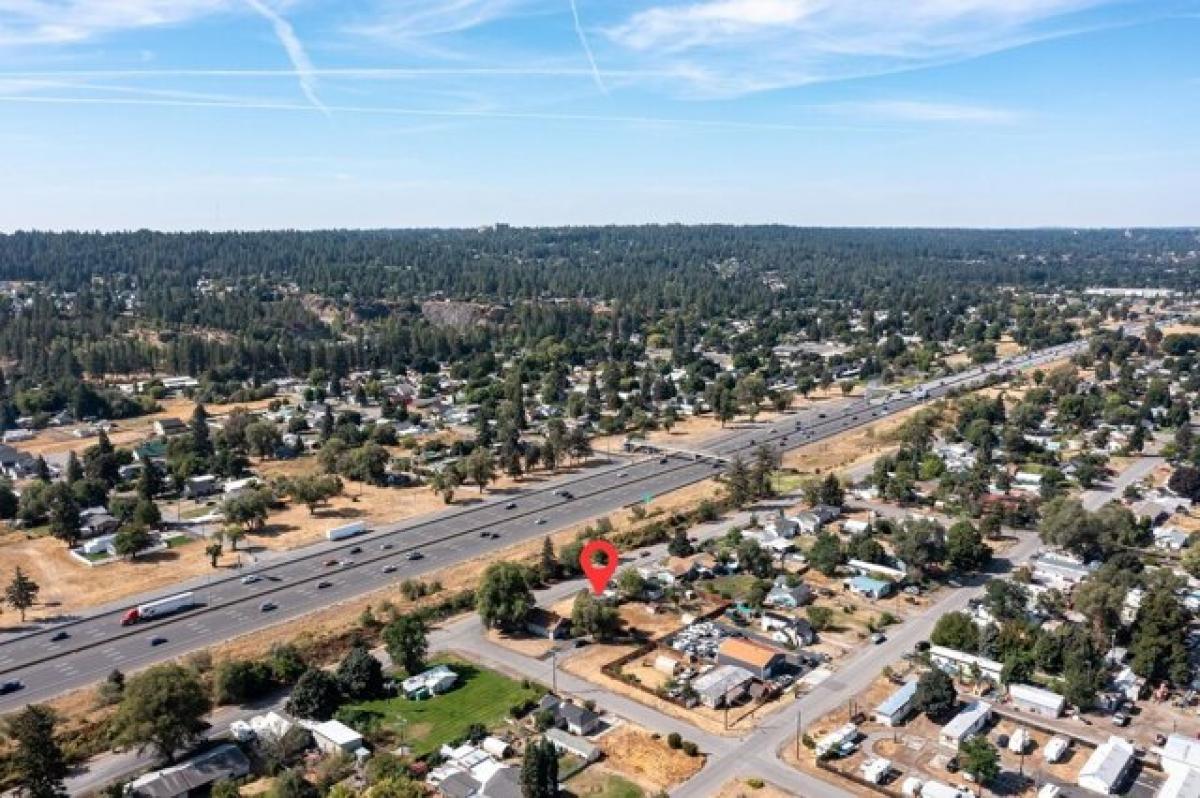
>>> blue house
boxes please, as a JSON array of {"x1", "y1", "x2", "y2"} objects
[{"x1": 847, "y1": 575, "x2": 893, "y2": 599}]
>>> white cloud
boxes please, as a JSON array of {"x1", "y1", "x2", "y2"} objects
[
  {"x1": 345, "y1": 0, "x2": 533, "y2": 43},
  {"x1": 0, "y1": 0, "x2": 233, "y2": 46},
  {"x1": 242, "y1": 0, "x2": 326, "y2": 112},
  {"x1": 606, "y1": 0, "x2": 1136, "y2": 95}
]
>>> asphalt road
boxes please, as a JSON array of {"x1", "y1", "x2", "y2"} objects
[{"x1": 0, "y1": 338, "x2": 1086, "y2": 712}]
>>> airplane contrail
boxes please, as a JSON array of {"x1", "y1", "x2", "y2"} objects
[
  {"x1": 243, "y1": 0, "x2": 327, "y2": 114},
  {"x1": 567, "y1": 0, "x2": 607, "y2": 95}
]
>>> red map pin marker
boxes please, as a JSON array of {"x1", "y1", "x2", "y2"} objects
[{"x1": 579, "y1": 539, "x2": 618, "y2": 595}]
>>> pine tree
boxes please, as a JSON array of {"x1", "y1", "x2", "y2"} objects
[
  {"x1": 539, "y1": 537, "x2": 559, "y2": 582},
  {"x1": 520, "y1": 739, "x2": 558, "y2": 798},
  {"x1": 4, "y1": 704, "x2": 67, "y2": 798},
  {"x1": 64, "y1": 452, "x2": 83, "y2": 484},
  {"x1": 190, "y1": 404, "x2": 213, "y2": 457},
  {"x1": 725, "y1": 456, "x2": 753, "y2": 508},
  {"x1": 5, "y1": 567, "x2": 40, "y2": 622}
]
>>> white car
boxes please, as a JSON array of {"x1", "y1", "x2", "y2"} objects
[{"x1": 240, "y1": 574, "x2": 261, "y2": 584}]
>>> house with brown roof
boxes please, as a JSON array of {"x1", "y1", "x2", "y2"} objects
[{"x1": 716, "y1": 637, "x2": 788, "y2": 679}]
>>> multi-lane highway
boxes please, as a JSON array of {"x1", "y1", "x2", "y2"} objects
[{"x1": 0, "y1": 338, "x2": 1086, "y2": 712}]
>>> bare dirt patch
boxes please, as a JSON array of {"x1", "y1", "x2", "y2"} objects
[
  {"x1": 597, "y1": 725, "x2": 704, "y2": 791},
  {"x1": 712, "y1": 778, "x2": 795, "y2": 798}
]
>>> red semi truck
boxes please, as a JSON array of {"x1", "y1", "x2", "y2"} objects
[{"x1": 120, "y1": 592, "x2": 196, "y2": 625}]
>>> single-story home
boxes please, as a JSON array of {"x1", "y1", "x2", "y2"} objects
[
  {"x1": 692, "y1": 665, "x2": 754, "y2": 708},
  {"x1": 1008, "y1": 683, "x2": 1065, "y2": 718},
  {"x1": 716, "y1": 637, "x2": 788, "y2": 679},
  {"x1": 764, "y1": 576, "x2": 811, "y2": 608},
  {"x1": 847, "y1": 575, "x2": 893, "y2": 599},
  {"x1": 556, "y1": 702, "x2": 601, "y2": 736},
  {"x1": 543, "y1": 728, "x2": 600, "y2": 763},
  {"x1": 929, "y1": 645, "x2": 1003, "y2": 683},
  {"x1": 1077, "y1": 736, "x2": 1134, "y2": 795},
  {"x1": 154, "y1": 417, "x2": 189, "y2": 437},
  {"x1": 308, "y1": 719, "x2": 365, "y2": 756},
  {"x1": 126, "y1": 744, "x2": 250, "y2": 798},
  {"x1": 873, "y1": 681, "x2": 919, "y2": 727},
  {"x1": 524, "y1": 608, "x2": 570, "y2": 640},
  {"x1": 938, "y1": 701, "x2": 992, "y2": 750},
  {"x1": 402, "y1": 664, "x2": 458, "y2": 699}
]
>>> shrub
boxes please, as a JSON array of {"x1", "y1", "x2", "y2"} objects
[
  {"x1": 681, "y1": 741, "x2": 699, "y2": 757},
  {"x1": 746, "y1": 778, "x2": 764, "y2": 790},
  {"x1": 667, "y1": 732, "x2": 682, "y2": 749}
]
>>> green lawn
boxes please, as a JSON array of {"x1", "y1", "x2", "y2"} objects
[
  {"x1": 708, "y1": 574, "x2": 758, "y2": 601},
  {"x1": 339, "y1": 658, "x2": 543, "y2": 757},
  {"x1": 564, "y1": 772, "x2": 644, "y2": 798},
  {"x1": 770, "y1": 470, "x2": 807, "y2": 496},
  {"x1": 164, "y1": 534, "x2": 193, "y2": 548}
]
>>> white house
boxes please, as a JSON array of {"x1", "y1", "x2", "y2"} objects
[
  {"x1": 543, "y1": 728, "x2": 600, "y2": 763},
  {"x1": 938, "y1": 701, "x2": 992, "y2": 750},
  {"x1": 873, "y1": 681, "x2": 918, "y2": 727},
  {"x1": 1008, "y1": 683, "x2": 1066, "y2": 718},
  {"x1": 307, "y1": 720, "x2": 365, "y2": 757},
  {"x1": 1156, "y1": 734, "x2": 1200, "y2": 798},
  {"x1": 1077, "y1": 736, "x2": 1134, "y2": 795},
  {"x1": 929, "y1": 646, "x2": 1003, "y2": 683},
  {"x1": 402, "y1": 664, "x2": 458, "y2": 699}
]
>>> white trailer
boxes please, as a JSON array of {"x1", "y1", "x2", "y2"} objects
[
  {"x1": 327, "y1": 521, "x2": 367, "y2": 542},
  {"x1": 122, "y1": 591, "x2": 195, "y2": 625}
]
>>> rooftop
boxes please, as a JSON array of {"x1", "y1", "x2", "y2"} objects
[{"x1": 718, "y1": 637, "x2": 784, "y2": 669}]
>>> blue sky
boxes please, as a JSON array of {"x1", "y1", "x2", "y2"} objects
[{"x1": 0, "y1": 0, "x2": 1197, "y2": 230}]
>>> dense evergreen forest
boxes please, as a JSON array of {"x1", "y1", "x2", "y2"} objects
[{"x1": 0, "y1": 227, "x2": 1191, "y2": 400}]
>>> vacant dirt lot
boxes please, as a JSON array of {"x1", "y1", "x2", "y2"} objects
[{"x1": 598, "y1": 725, "x2": 705, "y2": 791}]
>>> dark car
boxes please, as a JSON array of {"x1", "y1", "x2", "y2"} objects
[
  {"x1": 317, "y1": 581, "x2": 332, "y2": 589},
  {"x1": 50, "y1": 630, "x2": 70, "y2": 642},
  {"x1": 561, "y1": 491, "x2": 574, "y2": 500},
  {"x1": 408, "y1": 552, "x2": 424, "y2": 561},
  {"x1": 259, "y1": 601, "x2": 277, "y2": 612},
  {"x1": 658, "y1": 457, "x2": 668, "y2": 464},
  {"x1": 0, "y1": 680, "x2": 24, "y2": 695},
  {"x1": 349, "y1": 546, "x2": 363, "y2": 555},
  {"x1": 505, "y1": 502, "x2": 517, "y2": 510},
  {"x1": 380, "y1": 542, "x2": 393, "y2": 550},
  {"x1": 480, "y1": 530, "x2": 490, "y2": 537},
  {"x1": 150, "y1": 636, "x2": 168, "y2": 646},
  {"x1": 323, "y1": 558, "x2": 339, "y2": 567}
]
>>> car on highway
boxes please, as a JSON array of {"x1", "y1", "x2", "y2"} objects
[
  {"x1": 817, "y1": 413, "x2": 826, "y2": 418},
  {"x1": 0, "y1": 680, "x2": 24, "y2": 694},
  {"x1": 479, "y1": 530, "x2": 490, "y2": 537},
  {"x1": 407, "y1": 552, "x2": 424, "y2": 561},
  {"x1": 382, "y1": 565, "x2": 397, "y2": 574},
  {"x1": 349, "y1": 546, "x2": 363, "y2": 554},
  {"x1": 149, "y1": 636, "x2": 168, "y2": 646},
  {"x1": 659, "y1": 457, "x2": 668, "y2": 464},
  {"x1": 50, "y1": 630, "x2": 70, "y2": 642},
  {"x1": 240, "y1": 574, "x2": 261, "y2": 584},
  {"x1": 870, "y1": 632, "x2": 886, "y2": 644},
  {"x1": 618, "y1": 471, "x2": 628, "y2": 477},
  {"x1": 561, "y1": 490, "x2": 574, "y2": 500},
  {"x1": 380, "y1": 542, "x2": 393, "y2": 550},
  {"x1": 323, "y1": 558, "x2": 339, "y2": 567},
  {"x1": 259, "y1": 601, "x2": 277, "y2": 612},
  {"x1": 317, "y1": 581, "x2": 332, "y2": 589},
  {"x1": 536, "y1": 517, "x2": 546, "y2": 525},
  {"x1": 505, "y1": 502, "x2": 517, "y2": 509}
]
